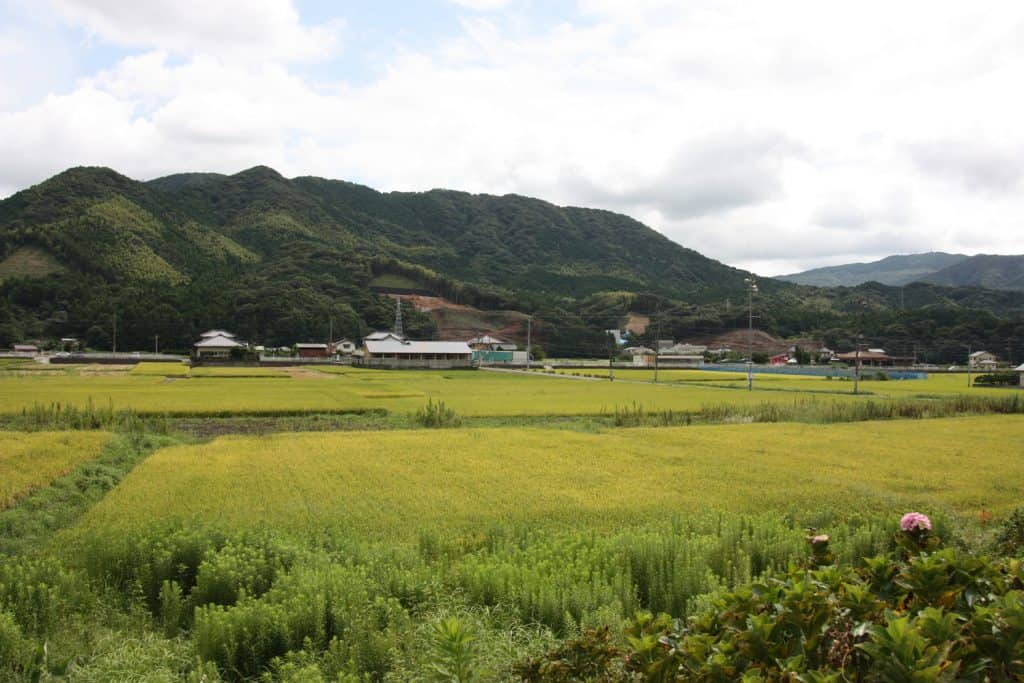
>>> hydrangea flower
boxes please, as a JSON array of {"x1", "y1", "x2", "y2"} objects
[{"x1": 900, "y1": 512, "x2": 932, "y2": 532}]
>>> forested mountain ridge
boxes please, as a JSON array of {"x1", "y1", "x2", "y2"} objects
[
  {"x1": 780, "y1": 251, "x2": 1024, "y2": 292},
  {"x1": 921, "y1": 254, "x2": 1024, "y2": 291},
  {"x1": 778, "y1": 252, "x2": 969, "y2": 287},
  {"x1": 1, "y1": 166, "x2": 1022, "y2": 361}
]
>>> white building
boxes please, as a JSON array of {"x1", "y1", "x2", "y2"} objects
[
  {"x1": 467, "y1": 335, "x2": 517, "y2": 351},
  {"x1": 660, "y1": 343, "x2": 707, "y2": 356},
  {"x1": 360, "y1": 337, "x2": 474, "y2": 369},
  {"x1": 969, "y1": 350, "x2": 998, "y2": 369},
  {"x1": 193, "y1": 333, "x2": 242, "y2": 360},
  {"x1": 332, "y1": 339, "x2": 357, "y2": 355}
]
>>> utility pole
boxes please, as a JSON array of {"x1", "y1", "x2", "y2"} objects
[
  {"x1": 607, "y1": 331, "x2": 615, "y2": 382},
  {"x1": 854, "y1": 336, "x2": 862, "y2": 395},
  {"x1": 853, "y1": 300, "x2": 866, "y2": 395},
  {"x1": 653, "y1": 310, "x2": 660, "y2": 383},
  {"x1": 526, "y1": 316, "x2": 532, "y2": 371},
  {"x1": 967, "y1": 343, "x2": 972, "y2": 388},
  {"x1": 112, "y1": 312, "x2": 117, "y2": 355},
  {"x1": 154, "y1": 334, "x2": 159, "y2": 354},
  {"x1": 744, "y1": 277, "x2": 757, "y2": 391}
]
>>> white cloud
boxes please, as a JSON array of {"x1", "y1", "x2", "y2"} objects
[
  {"x1": 449, "y1": 0, "x2": 514, "y2": 10},
  {"x1": 3, "y1": 0, "x2": 1024, "y2": 275},
  {"x1": 49, "y1": 0, "x2": 341, "y2": 62}
]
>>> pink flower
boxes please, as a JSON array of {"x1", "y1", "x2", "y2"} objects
[{"x1": 900, "y1": 512, "x2": 932, "y2": 532}]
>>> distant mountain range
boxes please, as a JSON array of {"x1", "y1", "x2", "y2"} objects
[{"x1": 778, "y1": 252, "x2": 1024, "y2": 291}]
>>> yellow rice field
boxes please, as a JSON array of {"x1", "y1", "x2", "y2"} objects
[
  {"x1": 0, "y1": 431, "x2": 111, "y2": 508},
  {"x1": 0, "y1": 369, "x2": 874, "y2": 416},
  {"x1": 72, "y1": 416, "x2": 1024, "y2": 541}
]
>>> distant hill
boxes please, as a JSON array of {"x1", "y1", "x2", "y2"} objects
[
  {"x1": 777, "y1": 252, "x2": 968, "y2": 287},
  {"x1": 0, "y1": 166, "x2": 1022, "y2": 362},
  {"x1": 0, "y1": 165, "x2": 754, "y2": 353},
  {"x1": 920, "y1": 254, "x2": 1024, "y2": 291}
]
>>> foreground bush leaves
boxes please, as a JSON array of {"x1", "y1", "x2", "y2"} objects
[{"x1": 519, "y1": 545, "x2": 1024, "y2": 681}]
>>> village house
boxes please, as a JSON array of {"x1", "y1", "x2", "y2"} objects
[
  {"x1": 770, "y1": 353, "x2": 789, "y2": 366},
  {"x1": 631, "y1": 348, "x2": 658, "y2": 366},
  {"x1": 296, "y1": 343, "x2": 329, "y2": 359},
  {"x1": 968, "y1": 350, "x2": 998, "y2": 370},
  {"x1": 331, "y1": 339, "x2": 357, "y2": 355},
  {"x1": 192, "y1": 330, "x2": 243, "y2": 361},
  {"x1": 1015, "y1": 363, "x2": 1024, "y2": 387},
  {"x1": 360, "y1": 335, "x2": 474, "y2": 369},
  {"x1": 467, "y1": 335, "x2": 517, "y2": 351},
  {"x1": 665, "y1": 343, "x2": 708, "y2": 356},
  {"x1": 834, "y1": 348, "x2": 914, "y2": 367},
  {"x1": 11, "y1": 343, "x2": 39, "y2": 355}
]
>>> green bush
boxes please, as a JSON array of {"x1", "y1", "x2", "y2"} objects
[
  {"x1": 519, "y1": 523, "x2": 1024, "y2": 681},
  {"x1": 993, "y1": 507, "x2": 1024, "y2": 556},
  {"x1": 413, "y1": 400, "x2": 462, "y2": 428},
  {"x1": 974, "y1": 372, "x2": 1019, "y2": 386}
]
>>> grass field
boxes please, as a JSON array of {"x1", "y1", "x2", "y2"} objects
[
  {"x1": 0, "y1": 431, "x2": 110, "y2": 509},
  {"x1": 70, "y1": 416, "x2": 1024, "y2": 543},
  {"x1": 553, "y1": 367, "x2": 1016, "y2": 397},
  {"x1": 1, "y1": 366, "x2": 1017, "y2": 418},
  {"x1": 3, "y1": 364, "x2": 1023, "y2": 681},
  {"x1": 129, "y1": 362, "x2": 190, "y2": 377},
  {"x1": 0, "y1": 368, "x2": 882, "y2": 416}
]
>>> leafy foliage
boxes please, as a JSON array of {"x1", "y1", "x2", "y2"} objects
[{"x1": 521, "y1": 532, "x2": 1024, "y2": 681}]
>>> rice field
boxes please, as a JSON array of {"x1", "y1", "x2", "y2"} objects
[
  {"x1": 0, "y1": 431, "x2": 110, "y2": 509},
  {"x1": 0, "y1": 368, "x2": 882, "y2": 416},
  {"x1": 70, "y1": 416, "x2": 1024, "y2": 543},
  {"x1": 2, "y1": 362, "x2": 1021, "y2": 681},
  {"x1": 554, "y1": 367, "x2": 1017, "y2": 397},
  {"x1": 130, "y1": 361, "x2": 190, "y2": 377}
]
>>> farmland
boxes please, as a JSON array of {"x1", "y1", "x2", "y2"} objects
[
  {"x1": 1, "y1": 364, "x2": 1023, "y2": 680},
  {"x1": 0, "y1": 431, "x2": 110, "y2": 509},
  {"x1": 73, "y1": 417, "x2": 1024, "y2": 541},
  {"x1": 0, "y1": 365, "x2": 1016, "y2": 419}
]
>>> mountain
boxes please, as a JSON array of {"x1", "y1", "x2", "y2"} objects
[
  {"x1": 1, "y1": 166, "x2": 1022, "y2": 362},
  {"x1": 0, "y1": 165, "x2": 753, "y2": 354},
  {"x1": 777, "y1": 252, "x2": 968, "y2": 287},
  {"x1": 920, "y1": 254, "x2": 1024, "y2": 291}
]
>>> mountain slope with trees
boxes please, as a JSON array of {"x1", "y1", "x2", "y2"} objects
[
  {"x1": 0, "y1": 166, "x2": 1022, "y2": 361},
  {"x1": 777, "y1": 252, "x2": 969, "y2": 287},
  {"x1": 921, "y1": 254, "x2": 1024, "y2": 291}
]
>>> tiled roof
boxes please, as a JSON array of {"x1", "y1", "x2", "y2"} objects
[{"x1": 194, "y1": 334, "x2": 242, "y2": 348}]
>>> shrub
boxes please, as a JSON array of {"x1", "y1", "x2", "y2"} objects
[
  {"x1": 428, "y1": 616, "x2": 479, "y2": 682},
  {"x1": 993, "y1": 507, "x2": 1024, "y2": 556},
  {"x1": 974, "y1": 372, "x2": 1019, "y2": 386},
  {"x1": 413, "y1": 400, "x2": 462, "y2": 428},
  {"x1": 519, "y1": 517, "x2": 1024, "y2": 681}
]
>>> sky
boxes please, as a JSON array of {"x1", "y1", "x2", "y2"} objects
[{"x1": 1, "y1": 1, "x2": 1023, "y2": 276}]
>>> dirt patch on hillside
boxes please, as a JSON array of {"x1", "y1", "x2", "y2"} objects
[
  {"x1": 389, "y1": 293, "x2": 529, "y2": 342},
  {"x1": 625, "y1": 313, "x2": 649, "y2": 334},
  {"x1": 683, "y1": 329, "x2": 822, "y2": 355}
]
